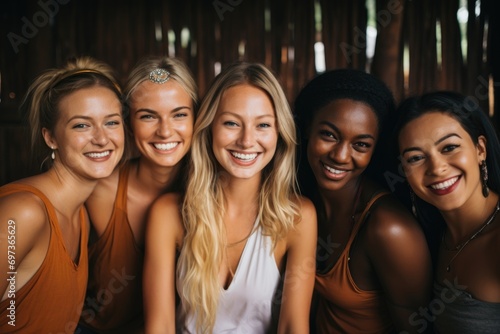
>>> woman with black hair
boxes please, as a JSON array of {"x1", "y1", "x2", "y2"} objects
[
  {"x1": 396, "y1": 91, "x2": 500, "y2": 333},
  {"x1": 295, "y1": 69, "x2": 432, "y2": 333}
]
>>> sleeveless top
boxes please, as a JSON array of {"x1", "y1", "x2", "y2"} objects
[
  {"x1": 80, "y1": 163, "x2": 144, "y2": 333},
  {"x1": 0, "y1": 183, "x2": 88, "y2": 333},
  {"x1": 177, "y1": 220, "x2": 281, "y2": 333},
  {"x1": 432, "y1": 281, "x2": 500, "y2": 333},
  {"x1": 315, "y1": 192, "x2": 393, "y2": 334}
]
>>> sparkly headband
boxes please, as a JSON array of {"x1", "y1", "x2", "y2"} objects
[
  {"x1": 50, "y1": 69, "x2": 122, "y2": 93},
  {"x1": 149, "y1": 68, "x2": 171, "y2": 84}
]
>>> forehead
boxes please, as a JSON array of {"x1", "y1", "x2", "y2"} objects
[
  {"x1": 399, "y1": 111, "x2": 471, "y2": 145},
  {"x1": 131, "y1": 79, "x2": 190, "y2": 102},
  {"x1": 58, "y1": 86, "x2": 121, "y2": 117},
  {"x1": 313, "y1": 99, "x2": 378, "y2": 129},
  {"x1": 218, "y1": 84, "x2": 275, "y2": 116}
]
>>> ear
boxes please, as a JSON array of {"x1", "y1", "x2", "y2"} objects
[
  {"x1": 42, "y1": 128, "x2": 57, "y2": 150},
  {"x1": 476, "y1": 135, "x2": 487, "y2": 162}
]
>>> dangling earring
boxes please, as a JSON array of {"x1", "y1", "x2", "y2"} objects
[
  {"x1": 51, "y1": 147, "x2": 55, "y2": 160},
  {"x1": 481, "y1": 160, "x2": 489, "y2": 197},
  {"x1": 409, "y1": 188, "x2": 417, "y2": 217}
]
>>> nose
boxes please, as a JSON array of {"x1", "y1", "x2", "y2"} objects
[
  {"x1": 426, "y1": 154, "x2": 448, "y2": 176},
  {"x1": 328, "y1": 142, "x2": 350, "y2": 164},
  {"x1": 236, "y1": 126, "x2": 255, "y2": 149},
  {"x1": 92, "y1": 126, "x2": 110, "y2": 146},
  {"x1": 156, "y1": 118, "x2": 173, "y2": 138}
]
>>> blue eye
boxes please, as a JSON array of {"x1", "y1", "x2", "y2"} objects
[
  {"x1": 72, "y1": 124, "x2": 88, "y2": 129},
  {"x1": 223, "y1": 121, "x2": 238, "y2": 127}
]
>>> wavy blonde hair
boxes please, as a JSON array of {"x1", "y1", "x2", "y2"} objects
[
  {"x1": 178, "y1": 62, "x2": 300, "y2": 333},
  {"x1": 21, "y1": 56, "x2": 124, "y2": 169}
]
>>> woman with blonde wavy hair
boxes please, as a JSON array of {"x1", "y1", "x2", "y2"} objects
[{"x1": 143, "y1": 62, "x2": 317, "y2": 333}]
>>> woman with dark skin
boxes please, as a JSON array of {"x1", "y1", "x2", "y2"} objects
[
  {"x1": 295, "y1": 69, "x2": 433, "y2": 333},
  {"x1": 395, "y1": 91, "x2": 500, "y2": 333}
]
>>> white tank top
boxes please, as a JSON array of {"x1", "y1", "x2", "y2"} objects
[{"x1": 177, "y1": 221, "x2": 281, "y2": 333}]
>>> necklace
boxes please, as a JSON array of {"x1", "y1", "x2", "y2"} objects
[{"x1": 444, "y1": 200, "x2": 500, "y2": 272}]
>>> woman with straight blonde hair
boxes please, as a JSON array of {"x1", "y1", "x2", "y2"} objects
[{"x1": 144, "y1": 62, "x2": 317, "y2": 333}]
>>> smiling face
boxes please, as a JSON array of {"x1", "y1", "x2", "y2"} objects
[
  {"x1": 211, "y1": 84, "x2": 278, "y2": 182},
  {"x1": 45, "y1": 86, "x2": 125, "y2": 180},
  {"x1": 307, "y1": 98, "x2": 378, "y2": 193},
  {"x1": 129, "y1": 79, "x2": 194, "y2": 168},
  {"x1": 398, "y1": 111, "x2": 486, "y2": 211}
]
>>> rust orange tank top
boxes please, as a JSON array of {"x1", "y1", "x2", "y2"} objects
[
  {"x1": 315, "y1": 192, "x2": 393, "y2": 334},
  {"x1": 0, "y1": 183, "x2": 88, "y2": 333},
  {"x1": 80, "y1": 163, "x2": 144, "y2": 333}
]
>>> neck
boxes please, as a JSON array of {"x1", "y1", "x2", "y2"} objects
[
  {"x1": 220, "y1": 173, "x2": 260, "y2": 212},
  {"x1": 319, "y1": 176, "x2": 363, "y2": 221},
  {"x1": 442, "y1": 191, "x2": 500, "y2": 243},
  {"x1": 42, "y1": 167, "x2": 98, "y2": 217},
  {"x1": 134, "y1": 157, "x2": 182, "y2": 194}
]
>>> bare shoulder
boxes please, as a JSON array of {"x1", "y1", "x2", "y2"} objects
[
  {"x1": 286, "y1": 195, "x2": 317, "y2": 246},
  {"x1": 0, "y1": 190, "x2": 50, "y2": 254},
  {"x1": 366, "y1": 194, "x2": 423, "y2": 238},
  {"x1": 147, "y1": 192, "x2": 185, "y2": 245},
  {"x1": 296, "y1": 195, "x2": 317, "y2": 225},
  {"x1": 0, "y1": 190, "x2": 48, "y2": 232}
]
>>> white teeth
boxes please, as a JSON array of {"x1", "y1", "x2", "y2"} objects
[
  {"x1": 231, "y1": 152, "x2": 258, "y2": 161},
  {"x1": 324, "y1": 164, "x2": 345, "y2": 174},
  {"x1": 86, "y1": 151, "x2": 110, "y2": 158},
  {"x1": 154, "y1": 142, "x2": 179, "y2": 150},
  {"x1": 430, "y1": 176, "x2": 459, "y2": 190}
]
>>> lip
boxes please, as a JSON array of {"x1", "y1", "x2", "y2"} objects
[
  {"x1": 321, "y1": 162, "x2": 350, "y2": 180},
  {"x1": 85, "y1": 150, "x2": 112, "y2": 161},
  {"x1": 427, "y1": 175, "x2": 461, "y2": 195},
  {"x1": 229, "y1": 150, "x2": 259, "y2": 166}
]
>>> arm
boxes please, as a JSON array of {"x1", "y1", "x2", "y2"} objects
[
  {"x1": 1, "y1": 192, "x2": 49, "y2": 300},
  {"x1": 277, "y1": 197, "x2": 317, "y2": 334},
  {"x1": 366, "y1": 199, "x2": 433, "y2": 334},
  {"x1": 143, "y1": 193, "x2": 184, "y2": 334}
]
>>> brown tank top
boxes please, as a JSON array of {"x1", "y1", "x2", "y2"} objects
[
  {"x1": 315, "y1": 192, "x2": 393, "y2": 333},
  {"x1": 0, "y1": 183, "x2": 88, "y2": 333},
  {"x1": 80, "y1": 163, "x2": 144, "y2": 333}
]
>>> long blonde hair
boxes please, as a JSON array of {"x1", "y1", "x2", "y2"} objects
[{"x1": 178, "y1": 62, "x2": 300, "y2": 333}]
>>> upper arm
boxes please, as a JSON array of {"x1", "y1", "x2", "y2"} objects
[
  {"x1": 366, "y1": 200, "x2": 433, "y2": 332},
  {"x1": 278, "y1": 196, "x2": 317, "y2": 334},
  {"x1": 1, "y1": 192, "x2": 48, "y2": 300},
  {"x1": 143, "y1": 193, "x2": 184, "y2": 334}
]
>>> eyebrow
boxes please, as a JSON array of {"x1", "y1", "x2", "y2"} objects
[
  {"x1": 135, "y1": 106, "x2": 192, "y2": 114},
  {"x1": 219, "y1": 111, "x2": 275, "y2": 119},
  {"x1": 67, "y1": 113, "x2": 122, "y2": 124},
  {"x1": 401, "y1": 133, "x2": 462, "y2": 155},
  {"x1": 319, "y1": 120, "x2": 375, "y2": 140}
]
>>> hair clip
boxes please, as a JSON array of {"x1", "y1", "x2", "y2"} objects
[{"x1": 149, "y1": 68, "x2": 171, "y2": 84}]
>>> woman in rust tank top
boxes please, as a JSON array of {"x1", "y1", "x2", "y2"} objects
[
  {"x1": 0, "y1": 57, "x2": 125, "y2": 333},
  {"x1": 295, "y1": 69, "x2": 433, "y2": 333}
]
